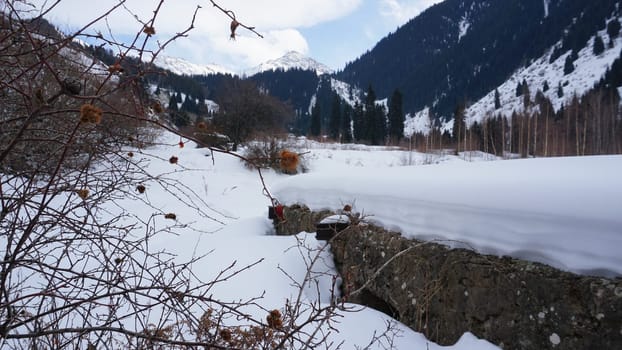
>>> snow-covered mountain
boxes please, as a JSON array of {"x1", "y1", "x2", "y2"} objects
[
  {"x1": 339, "y1": 0, "x2": 621, "y2": 119},
  {"x1": 404, "y1": 16, "x2": 622, "y2": 135},
  {"x1": 153, "y1": 51, "x2": 332, "y2": 78},
  {"x1": 153, "y1": 55, "x2": 234, "y2": 76},
  {"x1": 464, "y1": 26, "x2": 622, "y2": 125},
  {"x1": 244, "y1": 51, "x2": 333, "y2": 76}
]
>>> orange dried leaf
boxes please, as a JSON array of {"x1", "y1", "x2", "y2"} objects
[
  {"x1": 108, "y1": 62, "x2": 124, "y2": 73},
  {"x1": 76, "y1": 189, "x2": 89, "y2": 200},
  {"x1": 279, "y1": 150, "x2": 299, "y2": 174},
  {"x1": 152, "y1": 102, "x2": 163, "y2": 113},
  {"x1": 80, "y1": 104, "x2": 103, "y2": 124}
]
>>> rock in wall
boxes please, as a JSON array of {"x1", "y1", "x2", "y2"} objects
[
  {"x1": 272, "y1": 203, "x2": 333, "y2": 235},
  {"x1": 274, "y1": 205, "x2": 622, "y2": 350}
]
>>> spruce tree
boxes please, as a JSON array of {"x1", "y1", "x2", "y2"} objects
[
  {"x1": 372, "y1": 103, "x2": 387, "y2": 145},
  {"x1": 328, "y1": 94, "x2": 341, "y2": 140},
  {"x1": 387, "y1": 89, "x2": 405, "y2": 142},
  {"x1": 352, "y1": 102, "x2": 365, "y2": 141},
  {"x1": 535, "y1": 89, "x2": 545, "y2": 105},
  {"x1": 593, "y1": 34, "x2": 605, "y2": 56},
  {"x1": 563, "y1": 55, "x2": 575, "y2": 75},
  {"x1": 515, "y1": 81, "x2": 523, "y2": 97},
  {"x1": 364, "y1": 85, "x2": 386, "y2": 145},
  {"x1": 364, "y1": 85, "x2": 376, "y2": 110},
  {"x1": 309, "y1": 103, "x2": 321, "y2": 137},
  {"x1": 607, "y1": 19, "x2": 621, "y2": 40},
  {"x1": 363, "y1": 85, "x2": 377, "y2": 142},
  {"x1": 543, "y1": 80, "x2": 549, "y2": 92},
  {"x1": 168, "y1": 94, "x2": 178, "y2": 111},
  {"x1": 181, "y1": 95, "x2": 197, "y2": 113},
  {"x1": 522, "y1": 81, "x2": 531, "y2": 109},
  {"x1": 557, "y1": 82, "x2": 564, "y2": 98},
  {"x1": 494, "y1": 88, "x2": 501, "y2": 109}
]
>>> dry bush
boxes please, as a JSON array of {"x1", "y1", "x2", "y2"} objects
[
  {"x1": 242, "y1": 138, "x2": 306, "y2": 174},
  {"x1": 183, "y1": 122, "x2": 231, "y2": 150},
  {"x1": 194, "y1": 308, "x2": 286, "y2": 349},
  {"x1": 242, "y1": 138, "x2": 283, "y2": 170}
]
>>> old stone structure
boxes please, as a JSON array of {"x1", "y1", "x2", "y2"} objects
[{"x1": 273, "y1": 204, "x2": 622, "y2": 350}]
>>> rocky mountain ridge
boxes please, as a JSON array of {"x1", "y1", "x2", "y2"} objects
[{"x1": 152, "y1": 50, "x2": 332, "y2": 77}]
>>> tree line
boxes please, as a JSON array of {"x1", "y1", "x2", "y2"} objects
[
  {"x1": 411, "y1": 86, "x2": 622, "y2": 158},
  {"x1": 308, "y1": 84, "x2": 405, "y2": 145}
]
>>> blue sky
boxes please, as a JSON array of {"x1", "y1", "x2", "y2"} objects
[
  {"x1": 298, "y1": 0, "x2": 443, "y2": 70},
  {"x1": 300, "y1": 4, "x2": 400, "y2": 70},
  {"x1": 27, "y1": 0, "x2": 442, "y2": 72}
]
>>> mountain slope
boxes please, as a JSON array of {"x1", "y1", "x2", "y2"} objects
[
  {"x1": 337, "y1": 0, "x2": 621, "y2": 118},
  {"x1": 466, "y1": 27, "x2": 622, "y2": 124},
  {"x1": 154, "y1": 55, "x2": 234, "y2": 76}
]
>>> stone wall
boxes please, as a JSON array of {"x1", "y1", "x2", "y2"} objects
[{"x1": 273, "y1": 205, "x2": 622, "y2": 350}]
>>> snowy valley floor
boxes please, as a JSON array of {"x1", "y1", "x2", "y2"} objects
[{"x1": 115, "y1": 132, "x2": 621, "y2": 349}]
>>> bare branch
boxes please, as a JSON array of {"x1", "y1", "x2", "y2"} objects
[{"x1": 208, "y1": 0, "x2": 264, "y2": 39}]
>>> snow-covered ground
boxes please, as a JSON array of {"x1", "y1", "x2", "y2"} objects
[
  {"x1": 273, "y1": 151, "x2": 622, "y2": 277},
  {"x1": 50, "y1": 132, "x2": 622, "y2": 348}
]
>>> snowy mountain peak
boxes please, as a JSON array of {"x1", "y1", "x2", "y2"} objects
[
  {"x1": 153, "y1": 55, "x2": 234, "y2": 76},
  {"x1": 244, "y1": 51, "x2": 333, "y2": 76}
]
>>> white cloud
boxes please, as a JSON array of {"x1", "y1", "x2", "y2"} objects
[
  {"x1": 220, "y1": 0, "x2": 363, "y2": 28},
  {"x1": 21, "y1": 1, "x2": 206, "y2": 41},
  {"x1": 174, "y1": 28, "x2": 309, "y2": 71},
  {"x1": 27, "y1": 0, "x2": 362, "y2": 34},
  {"x1": 379, "y1": 0, "x2": 443, "y2": 26},
  {"x1": 25, "y1": 0, "x2": 360, "y2": 71}
]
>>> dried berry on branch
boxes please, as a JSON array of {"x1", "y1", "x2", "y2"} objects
[
  {"x1": 266, "y1": 309, "x2": 283, "y2": 329},
  {"x1": 143, "y1": 26, "x2": 156, "y2": 36},
  {"x1": 76, "y1": 189, "x2": 89, "y2": 199},
  {"x1": 230, "y1": 19, "x2": 240, "y2": 39},
  {"x1": 80, "y1": 104, "x2": 103, "y2": 124}
]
